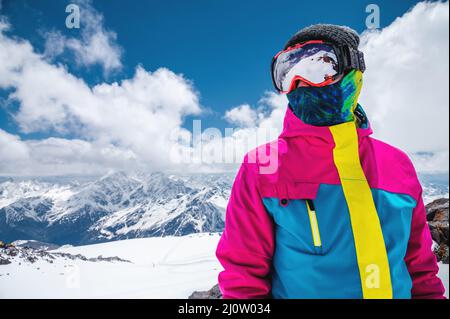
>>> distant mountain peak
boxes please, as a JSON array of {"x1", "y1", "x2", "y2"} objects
[{"x1": 0, "y1": 171, "x2": 230, "y2": 245}]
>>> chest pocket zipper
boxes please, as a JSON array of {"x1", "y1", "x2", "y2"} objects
[{"x1": 306, "y1": 199, "x2": 322, "y2": 249}]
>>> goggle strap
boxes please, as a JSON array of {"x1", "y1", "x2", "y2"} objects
[{"x1": 348, "y1": 47, "x2": 366, "y2": 73}]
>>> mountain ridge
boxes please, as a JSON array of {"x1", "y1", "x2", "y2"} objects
[
  {"x1": 0, "y1": 171, "x2": 448, "y2": 246},
  {"x1": 0, "y1": 172, "x2": 232, "y2": 245}
]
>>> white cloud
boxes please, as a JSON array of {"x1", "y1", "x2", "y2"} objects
[
  {"x1": 0, "y1": 18, "x2": 201, "y2": 176},
  {"x1": 0, "y1": 129, "x2": 138, "y2": 176},
  {"x1": 25, "y1": 138, "x2": 138, "y2": 176},
  {"x1": 359, "y1": 1, "x2": 449, "y2": 173},
  {"x1": 409, "y1": 151, "x2": 449, "y2": 174},
  {"x1": 43, "y1": 0, "x2": 122, "y2": 74},
  {"x1": 0, "y1": 129, "x2": 30, "y2": 163},
  {"x1": 192, "y1": 92, "x2": 285, "y2": 171},
  {"x1": 0, "y1": 16, "x2": 9, "y2": 36},
  {"x1": 224, "y1": 104, "x2": 258, "y2": 127}
]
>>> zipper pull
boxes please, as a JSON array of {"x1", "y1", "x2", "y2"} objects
[
  {"x1": 306, "y1": 199, "x2": 322, "y2": 248},
  {"x1": 306, "y1": 199, "x2": 315, "y2": 211}
]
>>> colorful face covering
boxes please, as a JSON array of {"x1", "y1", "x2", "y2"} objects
[{"x1": 287, "y1": 70, "x2": 363, "y2": 126}]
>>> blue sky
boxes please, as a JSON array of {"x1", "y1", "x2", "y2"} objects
[
  {"x1": 0, "y1": 0, "x2": 448, "y2": 176},
  {"x1": 1, "y1": 0, "x2": 423, "y2": 135}
]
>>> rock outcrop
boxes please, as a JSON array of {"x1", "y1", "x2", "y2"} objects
[
  {"x1": 0, "y1": 245, "x2": 132, "y2": 266},
  {"x1": 426, "y1": 198, "x2": 449, "y2": 264},
  {"x1": 189, "y1": 284, "x2": 222, "y2": 299}
]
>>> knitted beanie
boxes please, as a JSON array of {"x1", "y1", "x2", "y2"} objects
[{"x1": 284, "y1": 24, "x2": 360, "y2": 50}]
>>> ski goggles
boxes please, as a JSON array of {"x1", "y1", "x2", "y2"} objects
[{"x1": 271, "y1": 40, "x2": 366, "y2": 93}]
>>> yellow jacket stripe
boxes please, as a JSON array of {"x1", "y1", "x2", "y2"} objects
[{"x1": 329, "y1": 121, "x2": 393, "y2": 299}]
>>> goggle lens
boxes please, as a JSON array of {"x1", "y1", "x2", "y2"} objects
[{"x1": 273, "y1": 43, "x2": 339, "y2": 92}]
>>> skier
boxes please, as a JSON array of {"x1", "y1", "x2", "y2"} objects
[{"x1": 216, "y1": 24, "x2": 445, "y2": 299}]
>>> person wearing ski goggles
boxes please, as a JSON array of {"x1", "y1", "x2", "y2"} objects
[
  {"x1": 216, "y1": 24, "x2": 445, "y2": 299},
  {"x1": 271, "y1": 31, "x2": 367, "y2": 127}
]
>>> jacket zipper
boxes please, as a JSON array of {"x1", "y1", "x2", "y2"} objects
[{"x1": 306, "y1": 199, "x2": 322, "y2": 247}]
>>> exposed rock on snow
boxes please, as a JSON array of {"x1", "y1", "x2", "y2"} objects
[
  {"x1": 189, "y1": 284, "x2": 222, "y2": 299},
  {"x1": 426, "y1": 198, "x2": 449, "y2": 264},
  {"x1": 0, "y1": 256, "x2": 11, "y2": 265},
  {"x1": 0, "y1": 245, "x2": 131, "y2": 266},
  {"x1": 12, "y1": 240, "x2": 60, "y2": 251}
]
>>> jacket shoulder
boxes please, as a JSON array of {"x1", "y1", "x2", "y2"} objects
[
  {"x1": 242, "y1": 139, "x2": 283, "y2": 169},
  {"x1": 367, "y1": 137, "x2": 422, "y2": 200},
  {"x1": 369, "y1": 137, "x2": 415, "y2": 170}
]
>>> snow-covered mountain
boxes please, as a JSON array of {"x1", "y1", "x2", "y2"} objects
[
  {"x1": 0, "y1": 172, "x2": 232, "y2": 245},
  {"x1": 419, "y1": 173, "x2": 450, "y2": 204},
  {"x1": 0, "y1": 171, "x2": 447, "y2": 246}
]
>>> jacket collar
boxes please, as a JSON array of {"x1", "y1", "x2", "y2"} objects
[{"x1": 279, "y1": 106, "x2": 373, "y2": 142}]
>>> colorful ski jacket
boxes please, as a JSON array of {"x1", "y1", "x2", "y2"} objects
[{"x1": 216, "y1": 107, "x2": 445, "y2": 299}]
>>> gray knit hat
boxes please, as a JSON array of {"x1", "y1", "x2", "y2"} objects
[{"x1": 284, "y1": 24, "x2": 360, "y2": 50}]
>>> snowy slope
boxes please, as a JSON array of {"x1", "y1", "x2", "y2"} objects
[
  {"x1": 1, "y1": 232, "x2": 448, "y2": 299},
  {"x1": 438, "y1": 263, "x2": 449, "y2": 299},
  {"x1": 0, "y1": 233, "x2": 222, "y2": 299}
]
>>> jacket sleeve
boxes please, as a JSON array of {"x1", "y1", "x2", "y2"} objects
[
  {"x1": 216, "y1": 160, "x2": 275, "y2": 299},
  {"x1": 404, "y1": 190, "x2": 446, "y2": 299}
]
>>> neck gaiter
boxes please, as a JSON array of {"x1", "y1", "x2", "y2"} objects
[{"x1": 287, "y1": 70, "x2": 363, "y2": 127}]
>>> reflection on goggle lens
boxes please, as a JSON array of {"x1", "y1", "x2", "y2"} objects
[{"x1": 274, "y1": 43, "x2": 339, "y2": 92}]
